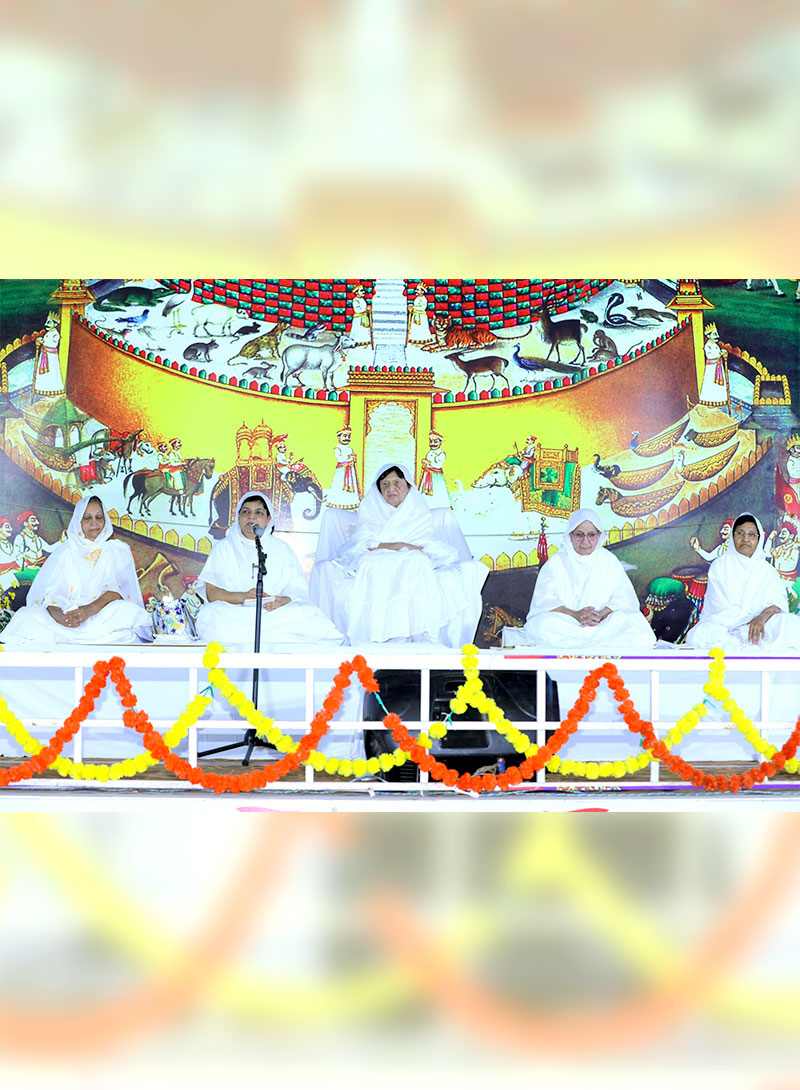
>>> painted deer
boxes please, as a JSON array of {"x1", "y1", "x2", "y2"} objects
[
  {"x1": 534, "y1": 297, "x2": 587, "y2": 365},
  {"x1": 444, "y1": 350, "x2": 510, "y2": 394}
]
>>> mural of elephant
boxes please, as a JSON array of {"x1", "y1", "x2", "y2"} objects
[{"x1": 208, "y1": 462, "x2": 324, "y2": 537}]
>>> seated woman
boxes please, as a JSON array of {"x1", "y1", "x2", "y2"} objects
[
  {"x1": 311, "y1": 464, "x2": 487, "y2": 645},
  {"x1": 685, "y1": 511, "x2": 800, "y2": 651},
  {"x1": 503, "y1": 508, "x2": 656, "y2": 651},
  {"x1": 196, "y1": 492, "x2": 345, "y2": 649},
  {"x1": 0, "y1": 495, "x2": 152, "y2": 646}
]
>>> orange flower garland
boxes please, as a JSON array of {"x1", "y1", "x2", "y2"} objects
[
  {"x1": 120, "y1": 654, "x2": 379, "y2": 794},
  {"x1": 2, "y1": 654, "x2": 799, "y2": 794},
  {"x1": 384, "y1": 660, "x2": 800, "y2": 794},
  {"x1": 0, "y1": 660, "x2": 119, "y2": 787},
  {"x1": 385, "y1": 665, "x2": 600, "y2": 791},
  {"x1": 588, "y1": 663, "x2": 800, "y2": 793}
]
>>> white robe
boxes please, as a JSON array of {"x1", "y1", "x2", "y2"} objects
[
  {"x1": 311, "y1": 463, "x2": 486, "y2": 645},
  {"x1": 503, "y1": 508, "x2": 656, "y2": 652},
  {"x1": 33, "y1": 326, "x2": 65, "y2": 397},
  {"x1": 407, "y1": 294, "x2": 432, "y2": 343},
  {"x1": 699, "y1": 337, "x2": 728, "y2": 407},
  {"x1": 1, "y1": 497, "x2": 151, "y2": 646},
  {"x1": 685, "y1": 512, "x2": 800, "y2": 651},
  {"x1": 418, "y1": 447, "x2": 451, "y2": 509},
  {"x1": 348, "y1": 296, "x2": 372, "y2": 345},
  {"x1": 325, "y1": 442, "x2": 360, "y2": 510},
  {"x1": 196, "y1": 492, "x2": 345, "y2": 650}
]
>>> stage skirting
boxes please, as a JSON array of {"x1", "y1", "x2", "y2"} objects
[{"x1": 1, "y1": 647, "x2": 799, "y2": 796}]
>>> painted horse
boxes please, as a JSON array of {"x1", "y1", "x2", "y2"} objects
[{"x1": 124, "y1": 456, "x2": 216, "y2": 517}]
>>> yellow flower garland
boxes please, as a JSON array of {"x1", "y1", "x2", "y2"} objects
[
  {"x1": 0, "y1": 691, "x2": 210, "y2": 782},
  {"x1": 447, "y1": 645, "x2": 799, "y2": 780},
  {"x1": 202, "y1": 643, "x2": 421, "y2": 779},
  {"x1": 2, "y1": 643, "x2": 795, "y2": 783},
  {"x1": 703, "y1": 648, "x2": 799, "y2": 773}
]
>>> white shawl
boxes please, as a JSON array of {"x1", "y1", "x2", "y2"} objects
[
  {"x1": 199, "y1": 491, "x2": 308, "y2": 601},
  {"x1": 339, "y1": 463, "x2": 457, "y2": 568},
  {"x1": 700, "y1": 512, "x2": 787, "y2": 628},
  {"x1": 27, "y1": 495, "x2": 144, "y2": 610},
  {"x1": 527, "y1": 508, "x2": 641, "y2": 618}
]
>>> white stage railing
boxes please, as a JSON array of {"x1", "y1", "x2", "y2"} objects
[{"x1": 0, "y1": 648, "x2": 799, "y2": 794}]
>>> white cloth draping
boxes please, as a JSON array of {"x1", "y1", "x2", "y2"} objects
[
  {"x1": 503, "y1": 508, "x2": 656, "y2": 651},
  {"x1": 0, "y1": 495, "x2": 152, "y2": 645},
  {"x1": 196, "y1": 491, "x2": 345, "y2": 649},
  {"x1": 685, "y1": 512, "x2": 800, "y2": 650},
  {"x1": 310, "y1": 463, "x2": 487, "y2": 645}
]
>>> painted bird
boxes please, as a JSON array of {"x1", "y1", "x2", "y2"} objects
[
  {"x1": 509, "y1": 343, "x2": 544, "y2": 372},
  {"x1": 115, "y1": 309, "x2": 150, "y2": 327}
]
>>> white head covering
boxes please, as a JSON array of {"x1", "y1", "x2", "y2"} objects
[
  {"x1": 729, "y1": 511, "x2": 766, "y2": 562},
  {"x1": 26, "y1": 495, "x2": 144, "y2": 609},
  {"x1": 701, "y1": 511, "x2": 787, "y2": 626},
  {"x1": 198, "y1": 490, "x2": 303, "y2": 598},
  {"x1": 528, "y1": 507, "x2": 640, "y2": 616},
  {"x1": 349, "y1": 462, "x2": 435, "y2": 551},
  {"x1": 224, "y1": 491, "x2": 275, "y2": 562},
  {"x1": 562, "y1": 508, "x2": 608, "y2": 563},
  {"x1": 66, "y1": 494, "x2": 113, "y2": 554}
]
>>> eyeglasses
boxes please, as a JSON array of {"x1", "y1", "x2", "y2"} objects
[{"x1": 570, "y1": 531, "x2": 600, "y2": 542}]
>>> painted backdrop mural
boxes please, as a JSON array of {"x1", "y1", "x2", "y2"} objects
[{"x1": 1, "y1": 277, "x2": 798, "y2": 644}]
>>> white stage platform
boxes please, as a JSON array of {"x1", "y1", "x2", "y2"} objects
[{"x1": 1, "y1": 644, "x2": 799, "y2": 803}]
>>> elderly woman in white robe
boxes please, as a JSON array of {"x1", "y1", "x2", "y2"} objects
[
  {"x1": 196, "y1": 492, "x2": 345, "y2": 649},
  {"x1": 0, "y1": 495, "x2": 152, "y2": 645},
  {"x1": 312, "y1": 464, "x2": 487, "y2": 645},
  {"x1": 685, "y1": 512, "x2": 800, "y2": 650},
  {"x1": 503, "y1": 508, "x2": 656, "y2": 651}
]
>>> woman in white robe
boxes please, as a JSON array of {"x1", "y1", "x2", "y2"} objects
[
  {"x1": 503, "y1": 508, "x2": 656, "y2": 651},
  {"x1": 312, "y1": 464, "x2": 487, "y2": 645},
  {"x1": 196, "y1": 492, "x2": 345, "y2": 650},
  {"x1": 0, "y1": 495, "x2": 152, "y2": 646},
  {"x1": 685, "y1": 512, "x2": 800, "y2": 651}
]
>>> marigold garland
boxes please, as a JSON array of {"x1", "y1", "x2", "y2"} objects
[
  {"x1": 133, "y1": 652, "x2": 389, "y2": 793},
  {"x1": 0, "y1": 660, "x2": 126, "y2": 787},
  {"x1": 0, "y1": 685, "x2": 210, "y2": 781},
  {"x1": 443, "y1": 645, "x2": 698, "y2": 781},
  {"x1": 702, "y1": 648, "x2": 799, "y2": 774},
  {"x1": 383, "y1": 649, "x2": 800, "y2": 793},
  {"x1": 202, "y1": 642, "x2": 415, "y2": 778},
  {"x1": 0, "y1": 646, "x2": 798, "y2": 793},
  {"x1": 443, "y1": 646, "x2": 799, "y2": 782}
]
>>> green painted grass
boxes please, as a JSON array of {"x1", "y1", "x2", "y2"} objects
[
  {"x1": 701, "y1": 280, "x2": 800, "y2": 397},
  {"x1": 0, "y1": 279, "x2": 62, "y2": 347}
]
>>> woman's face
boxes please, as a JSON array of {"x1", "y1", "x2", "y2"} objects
[
  {"x1": 81, "y1": 501, "x2": 105, "y2": 541},
  {"x1": 378, "y1": 471, "x2": 410, "y2": 508},
  {"x1": 569, "y1": 519, "x2": 601, "y2": 556},
  {"x1": 733, "y1": 520, "x2": 759, "y2": 557},
  {"x1": 238, "y1": 500, "x2": 270, "y2": 539}
]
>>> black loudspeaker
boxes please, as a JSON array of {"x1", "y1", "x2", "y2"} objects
[{"x1": 363, "y1": 669, "x2": 560, "y2": 782}]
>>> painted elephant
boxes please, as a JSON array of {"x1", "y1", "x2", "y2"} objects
[{"x1": 208, "y1": 462, "x2": 323, "y2": 537}]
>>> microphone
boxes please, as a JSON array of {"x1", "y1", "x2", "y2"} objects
[{"x1": 253, "y1": 525, "x2": 268, "y2": 577}]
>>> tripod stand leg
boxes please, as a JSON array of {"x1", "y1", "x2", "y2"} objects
[{"x1": 242, "y1": 727, "x2": 258, "y2": 766}]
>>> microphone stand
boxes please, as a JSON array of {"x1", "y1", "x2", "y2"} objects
[
  {"x1": 252, "y1": 527, "x2": 267, "y2": 710},
  {"x1": 198, "y1": 525, "x2": 277, "y2": 765}
]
